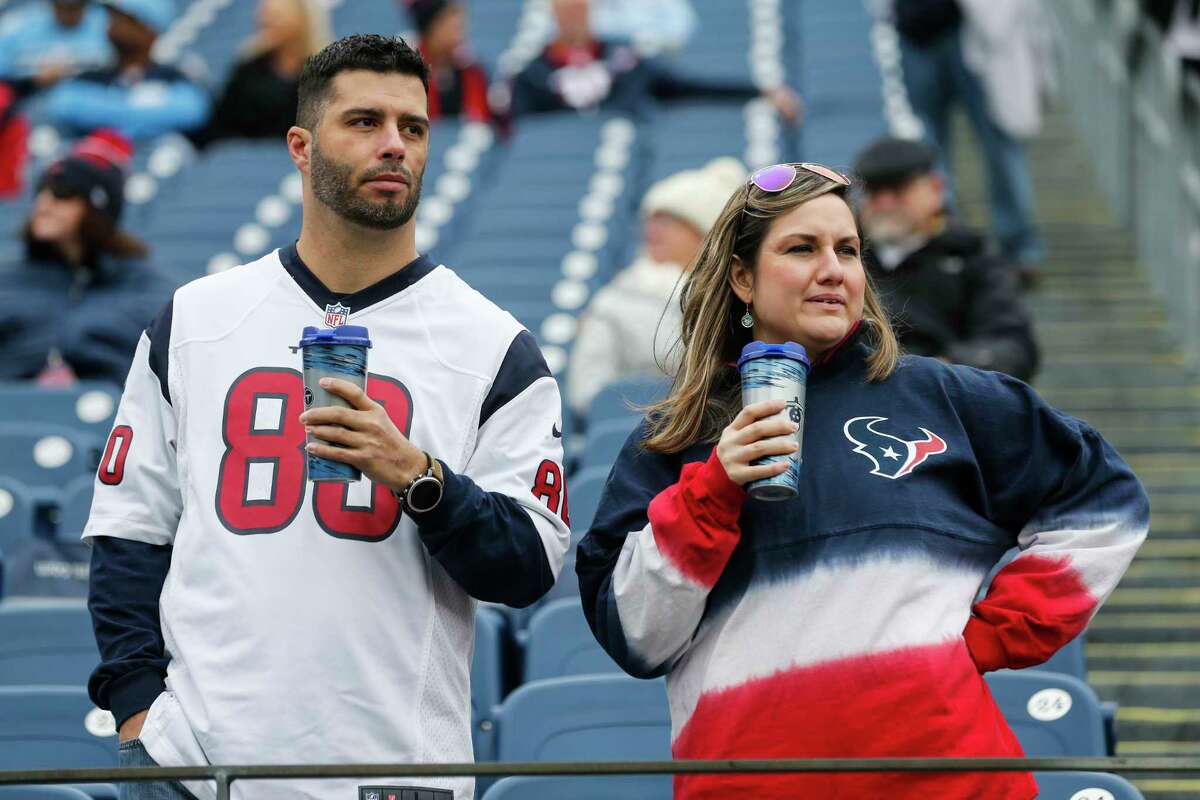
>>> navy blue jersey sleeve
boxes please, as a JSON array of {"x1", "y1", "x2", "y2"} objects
[
  {"x1": 87, "y1": 536, "x2": 171, "y2": 727},
  {"x1": 410, "y1": 331, "x2": 570, "y2": 607}
]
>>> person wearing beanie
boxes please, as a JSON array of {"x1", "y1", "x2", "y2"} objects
[
  {"x1": 0, "y1": 129, "x2": 172, "y2": 385},
  {"x1": 567, "y1": 157, "x2": 746, "y2": 417},
  {"x1": 192, "y1": 0, "x2": 331, "y2": 147},
  {"x1": 42, "y1": 0, "x2": 211, "y2": 140},
  {"x1": 403, "y1": 0, "x2": 492, "y2": 123},
  {"x1": 853, "y1": 135, "x2": 1039, "y2": 382}
]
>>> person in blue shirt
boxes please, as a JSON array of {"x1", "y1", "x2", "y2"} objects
[
  {"x1": 0, "y1": 0, "x2": 114, "y2": 97},
  {"x1": 0, "y1": 129, "x2": 172, "y2": 385},
  {"x1": 42, "y1": 0, "x2": 210, "y2": 140}
]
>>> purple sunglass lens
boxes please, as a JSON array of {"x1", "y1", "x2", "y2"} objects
[{"x1": 750, "y1": 164, "x2": 798, "y2": 193}]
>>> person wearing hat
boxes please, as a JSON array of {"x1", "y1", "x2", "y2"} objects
[
  {"x1": 42, "y1": 0, "x2": 210, "y2": 140},
  {"x1": 853, "y1": 135, "x2": 1039, "y2": 382},
  {"x1": 567, "y1": 157, "x2": 746, "y2": 417},
  {"x1": 0, "y1": 129, "x2": 171, "y2": 385},
  {"x1": 192, "y1": 0, "x2": 331, "y2": 147},
  {"x1": 404, "y1": 0, "x2": 492, "y2": 123}
]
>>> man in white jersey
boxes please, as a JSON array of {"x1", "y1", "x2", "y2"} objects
[{"x1": 85, "y1": 34, "x2": 571, "y2": 800}]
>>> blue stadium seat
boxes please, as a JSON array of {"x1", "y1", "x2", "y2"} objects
[
  {"x1": 1034, "y1": 771, "x2": 1144, "y2": 799},
  {"x1": 586, "y1": 376, "x2": 668, "y2": 428},
  {"x1": 473, "y1": 606, "x2": 507, "y2": 762},
  {"x1": 483, "y1": 776, "x2": 669, "y2": 800},
  {"x1": 56, "y1": 477, "x2": 95, "y2": 543},
  {"x1": 523, "y1": 598, "x2": 619, "y2": 683},
  {"x1": 0, "y1": 383, "x2": 120, "y2": 441},
  {"x1": 0, "y1": 686, "x2": 118, "y2": 770},
  {"x1": 580, "y1": 418, "x2": 641, "y2": 472},
  {"x1": 0, "y1": 424, "x2": 96, "y2": 491},
  {"x1": 0, "y1": 787, "x2": 95, "y2": 800},
  {"x1": 1024, "y1": 635, "x2": 1087, "y2": 681},
  {"x1": 497, "y1": 674, "x2": 670, "y2": 762},
  {"x1": 0, "y1": 599, "x2": 98, "y2": 687},
  {"x1": 984, "y1": 671, "x2": 1107, "y2": 756},
  {"x1": 0, "y1": 477, "x2": 37, "y2": 555},
  {"x1": 566, "y1": 466, "x2": 611, "y2": 536}
]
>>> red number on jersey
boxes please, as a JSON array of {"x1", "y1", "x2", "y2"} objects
[
  {"x1": 215, "y1": 368, "x2": 416, "y2": 539},
  {"x1": 215, "y1": 368, "x2": 308, "y2": 535},
  {"x1": 312, "y1": 375, "x2": 413, "y2": 541},
  {"x1": 531, "y1": 459, "x2": 570, "y2": 527},
  {"x1": 98, "y1": 425, "x2": 133, "y2": 486}
]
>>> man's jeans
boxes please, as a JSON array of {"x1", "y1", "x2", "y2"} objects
[
  {"x1": 119, "y1": 739, "x2": 197, "y2": 800},
  {"x1": 900, "y1": 29, "x2": 1045, "y2": 266}
]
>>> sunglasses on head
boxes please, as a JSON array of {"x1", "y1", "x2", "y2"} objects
[{"x1": 748, "y1": 162, "x2": 852, "y2": 193}]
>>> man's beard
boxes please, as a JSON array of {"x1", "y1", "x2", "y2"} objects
[
  {"x1": 861, "y1": 211, "x2": 918, "y2": 246},
  {"x1": 310, "y1": 139, "x2": 423, "y2": 230}
]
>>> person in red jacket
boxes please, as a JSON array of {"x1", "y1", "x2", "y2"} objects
[{"x1": 404, "y1": 0, "x2": 492, "y2": 123}]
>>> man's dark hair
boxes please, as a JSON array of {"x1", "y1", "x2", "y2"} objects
[{"x1": 296, "y1": 34, "x2": 430, "y2": 130}]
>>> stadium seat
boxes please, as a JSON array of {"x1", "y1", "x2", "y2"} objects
[
  {"x1": 496, "y1": 674, "x2": 671, "y2": 763},
  {"x1": 0, "y1": 599, "x2": 98, "y2": 687},
  {"x1": 473, "y1": 606, "x2": 507, "y2": 762},
  {"x1": 1033, "y1": 771, "x2": 1145, "y2": 799},
  {"x1": 56, "y1": 477, "x2": 95, "y2": 542},
  {"x1": 0, "y1": 424, "x2": 96, "y2": 491},
  {"x1": 0, "y1": 787, "x2": 96, "y2": 800},
  {"x1": 984, "y1": 671, "x2": 1107, "y2": 756},
  {"x1": 523, "y1": 598, "x2": 620, "y2": 683},
  {"x1": 0, "y1": 383, "x2": 120, "y2": 441},
  {"x1": 0, "y1": 686, "x2": 118, "y2": 770},
  {"x1": 0, "y1": 477, "x2": 36, "y2": 554},
  {"x1": 1033, "y1": 635, "x2": 1087, "y2": 681},
  {"x1": 585, "y1": 375, "x2": 668, "y2": 428},
  {"x1": 483, "y1": 776, "x2": 669, "y2": 800},
  {"x1": 579, "y1": 418, "x2": 641, "y2": 472},
  {"x1": 565, "y1": 466, "x2": 611, "y2": 536}
]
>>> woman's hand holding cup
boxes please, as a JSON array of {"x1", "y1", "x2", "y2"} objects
[{"x1": 716, "y1": 399, "x2": 801, "y2": 486}]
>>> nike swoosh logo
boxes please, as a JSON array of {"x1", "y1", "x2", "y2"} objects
[{"x1": 552, "y1": 424, "x2": 562, "y2": 438}]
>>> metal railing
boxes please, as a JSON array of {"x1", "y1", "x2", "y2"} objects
[
  {"x1": 2, "y1": 757, "x2": 1199, "y2": 799},
  {"x1": 1047, "y1": 0, "x2": 1200, "y2": 365}
]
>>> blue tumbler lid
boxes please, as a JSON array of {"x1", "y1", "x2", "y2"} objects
[
  {"x1": 298, "y1": 324, "x2": 372, "y2": 348},
  {"x1": 737, "y1": 341, "x2": 810, "y2": 368}
]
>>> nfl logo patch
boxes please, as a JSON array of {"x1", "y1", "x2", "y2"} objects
[{"x1": 324, "y1": 302, "x2": 350, "y2": 328}]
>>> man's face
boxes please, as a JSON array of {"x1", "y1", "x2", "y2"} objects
[
  {"x1": 860, "y1": 173, "x2": 944, "y2": 244},
  {"x1": 52, "y1": 0, "x2": 86, "y2": 28},
  {"x1": 308, "y1": 70, "x2": 430, "y2": 230},
  {"x1": 106, "y1": 8, "x2": 155, "y2": 53},
  {"x1": 553, "y1": 0, "x2": 591, "y2": 41}
]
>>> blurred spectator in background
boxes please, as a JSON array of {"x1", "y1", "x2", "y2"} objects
[
  {"x1": 405, "y1": 0, "x2": 493, "y2": 123},
  {"x1": 591, "y1": 0, "x2": 697, "y2": 56},
  {"x1": 0, "y1": 0, "x2": 114, "y2": 98},
  {"x1": 191, "y1": 0, "x2": 330, "y2": 147},
  {"x1": 890, "y1": 0, "x2": 1049, "y2": 283},
  {"x1": 567, "y1": 157, "x2": 745, "y2": 416},
  {"x1": 1142, "y1": 0, "x2": 1200, "y2": 76},
  {"x1": 42, "y1": 0, "x2": 210, "y2": 141},
  {"x1": 0, "y1": 130, "x2": 171, "y2": 386},
  {"x1": 511, "y1": 0, "x2": 800, "y2": 121},
  {"x1": 855, "y1": 136, "x2": 1039, "y2": 382}
]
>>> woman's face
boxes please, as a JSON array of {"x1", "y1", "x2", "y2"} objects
[
  {"x1": 730, "y1": 193, "x2": 866, "y2": 357},
  {"x1": 257, "y1": 0, "x2": 305, "y2": 51},
  {"x1": 29, "y1": 188, "x2": 88, "y2": 246},
  {"x1": 424, "y1": 5, "x2": 466, "y2": 55}
]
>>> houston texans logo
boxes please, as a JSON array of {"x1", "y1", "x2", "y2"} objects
[{"x1": 843, "y1": 416, "x2": 948, "y2": 479}]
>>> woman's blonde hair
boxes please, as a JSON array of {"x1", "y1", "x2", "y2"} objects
[
  {"x1": 244, "y1": 0, "x2": 332, "y2": 60},
  {"x1": 643, "y1": 169, "x2": 900, "y2": 454}
]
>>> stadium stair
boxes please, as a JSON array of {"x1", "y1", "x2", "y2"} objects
[{"x1": 952, "y1": 103, "x2": 1200, "y2": 800}]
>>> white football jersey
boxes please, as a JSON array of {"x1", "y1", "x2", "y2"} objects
[{"x1": 83, "y1": 245, "x2": 571, "y2": 800}]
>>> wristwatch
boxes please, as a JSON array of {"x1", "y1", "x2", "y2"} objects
[{"x1": 398, "y1": 451, "x2": 444, "y2": 514}]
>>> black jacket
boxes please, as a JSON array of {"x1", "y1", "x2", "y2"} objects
[
  {"x1": 867, "y1": 224, "x2": 1040, "y2": 382},
  {"x1": 191, "y1": 54, "x2": 298, "y2": 148}
]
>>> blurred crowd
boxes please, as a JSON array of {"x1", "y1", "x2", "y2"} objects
[{"x1": 0, "y1": 0, "x2": 1059, "y2": 402}]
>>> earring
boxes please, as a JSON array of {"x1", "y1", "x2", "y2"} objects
[{"x1": 741, "y1": 304, "x2": 754, "y2": 328}]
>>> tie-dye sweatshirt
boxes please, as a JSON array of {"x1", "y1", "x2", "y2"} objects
[{"x1": 575, "y1": 330, "x2": 1148, "y2": 800}]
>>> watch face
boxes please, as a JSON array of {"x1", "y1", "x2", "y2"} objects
[{"x1": 408, "y1": 476, "x2": 442, "y2": 512}]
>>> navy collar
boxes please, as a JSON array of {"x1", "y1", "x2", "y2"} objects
[{"x1": 279, "y1": 242, "x2": 437, "y2": 312}]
